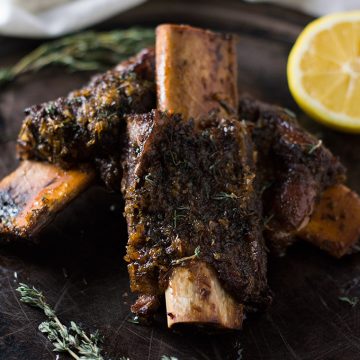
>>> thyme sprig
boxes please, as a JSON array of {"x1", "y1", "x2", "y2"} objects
[
  {"x1": 0, "y1": 27, "x2": 154, "y2": 87},
  {"x1": 16, "y1": 283, "x2": 129, "y2": 360}
]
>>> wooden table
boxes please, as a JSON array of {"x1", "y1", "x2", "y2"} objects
[{"x1": 1, "y1": 1, "x2": 360, "y2": 359}]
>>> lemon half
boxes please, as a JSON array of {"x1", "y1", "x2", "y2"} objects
[{"x1": 287, "y1": 11, "x2": 360, "y2": 132}]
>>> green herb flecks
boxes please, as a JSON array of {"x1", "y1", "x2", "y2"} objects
[
  {"x1": 171, "y1": 246, "x2": 201, "y2": 266},
  {"x1": 212, "y1": 192, "x2": 239, "y2": 201},
  {"x1": 144, "y1": 173, "x2": 155, "y2": 185},
  {"x1": 45, "y1": 103, "x2": 57, "y2": 116},
  {"x1": 0, "y1": 27, "x2": 154, "y2": 88},
  {"x1": 260, "y1": 181, "x2": 273, "y2": 195},
  {"x1": 169, "y1": 151, "x2": 181, "y2": 166},
  {"x1": 16, "y1": 283, "x2": 128, "y2": 360},
  {"x1": 307, "y1": 140, "x2": 322, "y2": 155},
  {"x1": 173, "y1": 208, "x2": 188, "y2": 228},
  {"x1": 283, "y1": 108, "x2": 296, "y2": 118},
  {"x1": 338, "y1": 296, "x2": 359, "y2": 307},
  {"x1": 264, "y1": 213, "x2": 275, "y2": 227},
  {"x1": 161, "y1": 356, "x2": 179, "y2": 360}
]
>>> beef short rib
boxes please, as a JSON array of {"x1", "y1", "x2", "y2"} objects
[{"x1": 122, "y1": 110, "x2": 270, "y2": 316}]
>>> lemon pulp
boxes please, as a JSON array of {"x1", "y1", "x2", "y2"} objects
[{"x1": 287, "y1": 12, "x2": 360, "y2": 132}]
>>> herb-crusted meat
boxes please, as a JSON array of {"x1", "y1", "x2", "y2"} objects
[
  {"x1": 17, "y1": 48, "x2": 156, "y2": 188},
  {"x1": 239, "y1": 96, "x2": 346, "y2": 252},
  {"x1": 122, "y1": 110, "x2": 270, "y2": 314}
]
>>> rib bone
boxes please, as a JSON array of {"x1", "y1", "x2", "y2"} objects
[
  {"x1": 0, "y1": 160, "x2": 94, "y2": 239},
  {"x1": 156, "y1": 24, "x2": 244, "y2": 329},
  {"x1": 299, "y1": 184, "x2": 360, "y2": 258},
  {"x1": 165, "y1": 261, "x2": 244, "y2": 329}
]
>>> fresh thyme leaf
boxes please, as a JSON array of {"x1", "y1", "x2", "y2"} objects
[
  {"x1": 338, "y1": 296, "x2": 359, "y2": 307},
  {"x1": 17, "y1": 283, "x2": 56, "y2": 318},
  {"x1": 169, "y1": 151, "x2": 181, "y2": 166},
  {"x1": 0, "y1": 68, "x2": 14, "y2": 86},
  {"x1": 260, "y1": 181, "x2": 273, "y2": 195},
  {"x1": 46, "y1": 103, "x2": 57, "y2": 116},
  {"x1": 144, "y1": 173, "x2": 155, "y2": 185},
  {"x1": 194, "y1": 246, "x2": 201, "y2": 257},
  {"x1": 16, "y1": 283, "x2": 123, "y2": 360},
  {"x1": 264, "y1": 213, "x2": 274, "y2": 227},
  {"x1": 212, "y1": 192, "x2": 239, "y2": 201},
  {"x1": 283, "y1": 108, "x2": 296, "y2": 118},
  {"x1": 161, "y1": 356, "x2": 179, "y2": 360},
  {"x1": 0, "y1": 27, "x2": 155, "y2": 88},
  {"x1": 171, "y1": 246, "x2": 201, "y2": 265},
  {"x1": 307, "y1": 140, "x2": 322, "y2": 155},
  {"x1": 173, "y1": 208, "x2": 187, "y2": 228}
]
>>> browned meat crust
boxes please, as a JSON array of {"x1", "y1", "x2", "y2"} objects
[
  {"x1": 121, "y1": 110, "x2": 270, "y2": 315},
  {"x1": 239, "y1": 96, "x2": 346, "y2": 253},
  {"x1": 17, "y1": 48, "x2": 156, "y2": 189}
]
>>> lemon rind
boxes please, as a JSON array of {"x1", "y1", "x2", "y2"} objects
[{"x1": 287, "y1": 11, "x2": 360, "y2": 132}]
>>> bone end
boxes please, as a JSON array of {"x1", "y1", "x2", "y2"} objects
[
  {"x1": 165, "y1": 261, "x2": 243, "y2": 329},
  {"x1": 156, "y1": 24, "x2": 238, "y2": 120},
  {"x1": 0, "y1": 160, "x2": 95, "y2": 239},
  {"x1": 299, "y1": 184, "x2": 360, "y2": 258}
]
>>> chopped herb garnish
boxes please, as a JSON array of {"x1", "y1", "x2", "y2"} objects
[
  {"x1": 260, "y1": 181, "x2": 273, "y2": 195},
  {"x1": 144, "y1": 173, "x2": 155, "y2": 185},
  {"x1": 134, "y1": 145, "x2": 142, "y2": 156},
  {"x1": 213, "y1": 252, "x2": 221, "y2": 260},
  {"x1": 169, "y1": 151, "x2": 181, "y2": 166},
  {"x1": 307, "y1": 140, "x2": 322, "y2": 154},
  {"x1": 283, "y1": 108, "x2": 296, "y2": 118},
  {"x1": 338, "y1": 296, "x2": 359, "y2": 307},
  {"x1": 173, "y1": 208, "x2": 187, "y2": 228},
  {"x1": 46, "y1": 103, "x2": 57, "y2": 116},
  {"x1": 177, "y1": 206, "x2": 190, "y2": 211},
  {"x1": 264, "y1": 213, "x2": 274, "y2": 227},
  {"x1": 171, "y1": 246, "x2": 201, "y2": 265},
  {"x1": 213, "y1": 192, "x2": 239, "y2": 201}
]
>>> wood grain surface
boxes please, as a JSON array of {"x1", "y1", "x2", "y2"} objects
[{"x1": 1, "y1": 1, "x2": 360, "y2": 359}]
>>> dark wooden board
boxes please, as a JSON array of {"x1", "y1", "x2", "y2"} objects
[{"x1": 1, "y1": 1, "x2": 360, "y2": 359}]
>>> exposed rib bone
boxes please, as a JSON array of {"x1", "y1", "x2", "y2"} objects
[
  {"x1": 0, "y1": 160, "x2": 94, "y2": 239},
  {"x1": 0, "y1": 49, "x2": 155, "y2": 240},
  {"x1": 156, "y1": 24, "x2": 238, "y2": 120},
  {"x1": 156, "y1": 24, "x2": 243, "y2": 329},
  {"x1": 298, "y1": 184, "x2": 360, "y2": 258},
  {"x1": 165, "y1": 261, "x2": 243, "y2": 329}
]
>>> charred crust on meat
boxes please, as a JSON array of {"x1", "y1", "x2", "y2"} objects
[
  {"x1": 122, "y1": 110, "x2": 270, "y2": 315},
  {"x1": 239, "y1": 95, "x2": 346, "y2": 253},
  {"x1": 17, "y1": 48, "x2": 156, "y2": 190}
]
